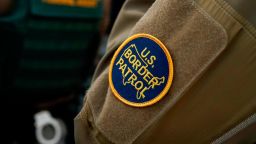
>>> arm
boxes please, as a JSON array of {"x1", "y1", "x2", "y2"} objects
[{"x1": 74, "y1": 0, "x2": 156, "y2": 143}]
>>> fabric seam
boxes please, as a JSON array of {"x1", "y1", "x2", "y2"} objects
[{"x1": 215, "y1": 0, "x2": 256, "y2": 38}]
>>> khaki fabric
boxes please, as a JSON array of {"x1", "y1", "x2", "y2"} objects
[{"x1": 75, "y1": 0, "x2": 256, "y2": 143}]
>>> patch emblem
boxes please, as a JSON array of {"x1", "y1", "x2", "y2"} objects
[{"x1": 109, "y1": 34, "x2": 174, "y2": 107}]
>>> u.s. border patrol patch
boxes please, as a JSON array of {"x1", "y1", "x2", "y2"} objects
[{"x1": 109, "y1": 33, "x2": 174, "y2": 107}]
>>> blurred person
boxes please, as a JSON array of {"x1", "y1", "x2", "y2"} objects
[
  {"x1": 0, "y1": 0, "x2": 105, "y2": 143},
  {"x1": 75, "y1": 0, "x2": 256, "y2": 144}
]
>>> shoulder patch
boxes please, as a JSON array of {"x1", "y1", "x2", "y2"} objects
[{"x1": 109, "y1": 33, "x2": 174, "y2": 107}]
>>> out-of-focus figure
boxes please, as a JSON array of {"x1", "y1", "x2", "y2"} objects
[{"x1": 0, "y1": 0, "x2": 103, "y2": 143}]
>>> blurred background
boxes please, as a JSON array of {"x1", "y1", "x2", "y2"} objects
[{"x1": 0, "y1": 0, "x2": 124, "y2": 143}]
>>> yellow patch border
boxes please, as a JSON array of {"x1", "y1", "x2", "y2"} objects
[{"x1": 109, "y1": 33, "x2": 174, "y2": 107}]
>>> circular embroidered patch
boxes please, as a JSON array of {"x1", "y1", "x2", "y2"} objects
[{"x1": 109, "y1": 33, "x2": 174, "y2": 107}]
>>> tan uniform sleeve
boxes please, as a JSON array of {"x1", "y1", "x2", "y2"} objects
[
  {"x1": 75, "y1": 0, "x2": 256, "y2": 143},
  {"x1": 75, "y1": 0, "x2": 156, "y2": 143}
]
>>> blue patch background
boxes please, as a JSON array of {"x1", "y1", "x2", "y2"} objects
[{"x1": 112, "y1": 37, "x2": 169, "y2": 103}]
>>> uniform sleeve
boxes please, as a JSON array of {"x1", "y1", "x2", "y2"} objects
[
  {"x1": 74, "y1": 0, "x2": 156, "y2": 143},
  {"x1": 75, "y1": 0, "x2": 256, "y2": 143}
]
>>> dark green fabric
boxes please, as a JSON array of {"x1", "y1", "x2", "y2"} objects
[{"x1": 0, "y1": 0, "x2": 102, "y2": 101}]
